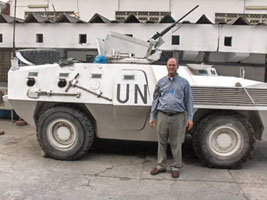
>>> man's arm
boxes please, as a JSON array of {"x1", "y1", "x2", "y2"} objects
[
  {"x1": 149, "y1": 82, "x2": 160, "y2": 127},
  {"x1": 184, "y1": 82, "x2": 194, "y2": 130}
]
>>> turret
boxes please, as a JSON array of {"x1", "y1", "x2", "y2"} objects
[{"x1": 96, "y1": 5, "x2": 199, "y2": 64}]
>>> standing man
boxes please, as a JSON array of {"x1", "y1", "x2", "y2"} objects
[{"x1": 149, "y1": 58, "x2": 194, "y2": 178}]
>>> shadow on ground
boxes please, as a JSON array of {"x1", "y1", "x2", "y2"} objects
[{"x1": 90, "y1": 135, "x2": 199, "y2": 165}]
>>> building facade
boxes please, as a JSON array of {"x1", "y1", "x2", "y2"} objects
[
  {"x1": 1, "y1": 0, "x2": 267, "y2": 83},
  {"x1": 8, "y1": 0, "x2": 267, "y2": 23}
]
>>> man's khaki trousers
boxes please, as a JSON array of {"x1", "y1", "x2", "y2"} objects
[{"x1": 156, "y1": 111, "x2": 186, "y2": 171}]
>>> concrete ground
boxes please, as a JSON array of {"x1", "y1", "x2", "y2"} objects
[{"x1": 0, "y1": 119, "x2": 267, "y2": 200}]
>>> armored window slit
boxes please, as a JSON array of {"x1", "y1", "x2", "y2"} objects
[
  {"x1": 59, "y1": 73, "x2": 69, "y2": 78},
  {"x1": 123, "y1": 75, "x2": 135, "y2": 80},
  {"x1": 125, "y1": 34, "x2": 133, "y2": 37},
  {"x1": 91, "y1": 74, "x2": 102, "y2": 79},
  {"x1": 28, "y1": 72, "x2": 38, "y2": 77}
]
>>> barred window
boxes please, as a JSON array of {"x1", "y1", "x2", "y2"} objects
[
  {"x1": 116, "y1": 11, "x2": 171, "y2": 23},
  {"x1": 215, "y1": 13, "x2": 267, "y2": 24},
  {"x1": 25, "y1": 11, "x2": 75, "y2": 20}
]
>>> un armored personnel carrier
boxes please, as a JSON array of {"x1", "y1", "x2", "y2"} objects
[{"x1": 4, "y1": 6, "x2": 267, "y2": 168}]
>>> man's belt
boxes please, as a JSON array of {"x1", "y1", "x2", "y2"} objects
[{"x1": 159, "y1": 110, "x2": 181, "y2": 117}]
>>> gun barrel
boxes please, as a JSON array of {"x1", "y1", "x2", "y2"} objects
[{"x1": 150, "y1": 5, "x2": 199, "y2": 40}]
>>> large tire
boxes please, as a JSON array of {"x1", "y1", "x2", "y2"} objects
[
  {"x1": 192, "y1": 113, "x2": 255, "y2": 168},
  {"x1": 37, "y1": 106, "x2": 94, "y2": 160}
]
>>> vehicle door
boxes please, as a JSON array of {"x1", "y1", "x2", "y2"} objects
[{"x1": 113, "y1": 69, "x2": 150, "y2": 130}]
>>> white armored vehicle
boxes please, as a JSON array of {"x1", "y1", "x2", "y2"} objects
[{"x1": 5, "y1": 7, "x2": 267, "y2": 168}]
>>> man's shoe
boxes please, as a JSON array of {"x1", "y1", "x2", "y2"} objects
[
  {"x1": 150, "y1": 168, "x2": 166, "y2": 175},
  {"x1": 171, "y1": 170, "x2": 179, "y2": 178}
]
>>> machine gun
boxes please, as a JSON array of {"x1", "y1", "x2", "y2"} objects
[
  {"x1": 149, "y1": 5, "x2": 199, "y2": 41},
  {"x1": 96, "y1": 5, "x2": 199, "y2": 63},
  {"x1": 145, "y1": 5, "x2": 199, "y2": 58}
]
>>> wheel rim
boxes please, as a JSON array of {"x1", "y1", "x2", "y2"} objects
[
  {"x1": 208, "y1": 125, "x2": 242, "y2": 157},
  {"x1": 47, "y1": 118, "x2": 78, "y2": 151}
]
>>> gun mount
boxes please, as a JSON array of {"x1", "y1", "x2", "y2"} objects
[{"x1": 96, "y1": 5, "x2": 199, "y2": 64}]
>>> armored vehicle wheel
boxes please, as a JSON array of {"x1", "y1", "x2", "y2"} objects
[
  {"x1": 37, "y1": 106, "x2": 94, "y2": 160},
  {"x1": 192, "y1": 113, "x2": 254, "y2": 168}
]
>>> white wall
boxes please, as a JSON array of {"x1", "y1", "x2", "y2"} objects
[
  {"x1": 1, "y1": 22, "x2": 267, "y2": 55},
  {"x1": 219, "y1": 25, "x2": 267, "y2": 53},
  {"x1": 119, "y1": 0, "x2": 170, "y2": 12},
  {"x1": 9, "y1": 0, "x2": 267, "y2": 22}
]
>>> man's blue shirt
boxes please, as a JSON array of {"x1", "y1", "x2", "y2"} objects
[{"x1": 150, "y1": 74, "x2": 194, "y2": 121}]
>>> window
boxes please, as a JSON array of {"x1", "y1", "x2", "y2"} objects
[
  {"x1": 28, "y1": 72, "x2": 38, "y2": 77},
  {"x1": 199, "y1": 70, "x2": 208, "y2": 74},
  {"x1": 0, "y1": 34, "x2": 3, "y2": 43},
  {"x1": 172, "y1": 35, "x2": 180, "y2": 45},
  {"x1": 59, "y1": 73, "x2": 69, "y2": 78},
  {"x1": 123, "y1": 75, "x2": 135, "y2": 80},
  {"x1": 79, "y1": 34, "x2": 87, "y2": 44},
  {"x1": 224, "y1": 37, "x2": 232, "y2": 47},
  {"x1": 91, "y1": 73, "x2": 102, "y2": 79},
  {"x1": 36, "y1": 34, "x2": 43, "y2": 43},
  {"x1": 125, "y1": 34, "x2": 133, "y2": 37},
  {"x1": 116, "y1": 11, "x2": 170, "y2": 23},
  {"x1": 215, "y1": 12, "x2": 267, "y2": 24},
  {"x1": 25, "y1": 11, "x2": 75, "y2": 20}
]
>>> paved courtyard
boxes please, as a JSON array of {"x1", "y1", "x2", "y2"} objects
[{"x1": 0, "y1": 119, "x2": 267, "y2": 200}]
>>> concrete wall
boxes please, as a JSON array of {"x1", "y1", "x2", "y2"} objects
[
  {"x1": 1, "y1": 22, "x2": 267, "y2": 69},
  {"x1": 9, "y1": 0, "x2": 267, "y2": 22},
  {"x1": 1, "y1": 22, "x2": 267, "y2": 56},
  {"x1": 219, "y1": 25, "x2": 267, "y2": 54}
]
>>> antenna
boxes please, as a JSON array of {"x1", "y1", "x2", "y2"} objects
[
  {"x1": 11, "y1": 0, "x2": 19, "y2": 70},
  {"x1": 12, "y1": 0, "x2": 17, "y2": 57}
]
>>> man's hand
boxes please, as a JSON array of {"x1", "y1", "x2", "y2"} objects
[
  {"x1": 149, "y1": 120, "x2": 155, "y2": 128},
  {"x1": 187, "y1": 120, "x2": 193, "y2": 130}
]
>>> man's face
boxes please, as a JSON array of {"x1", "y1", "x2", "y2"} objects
[{"x1": 167, "y1": 59, "x2": 178, "y2": 77}]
